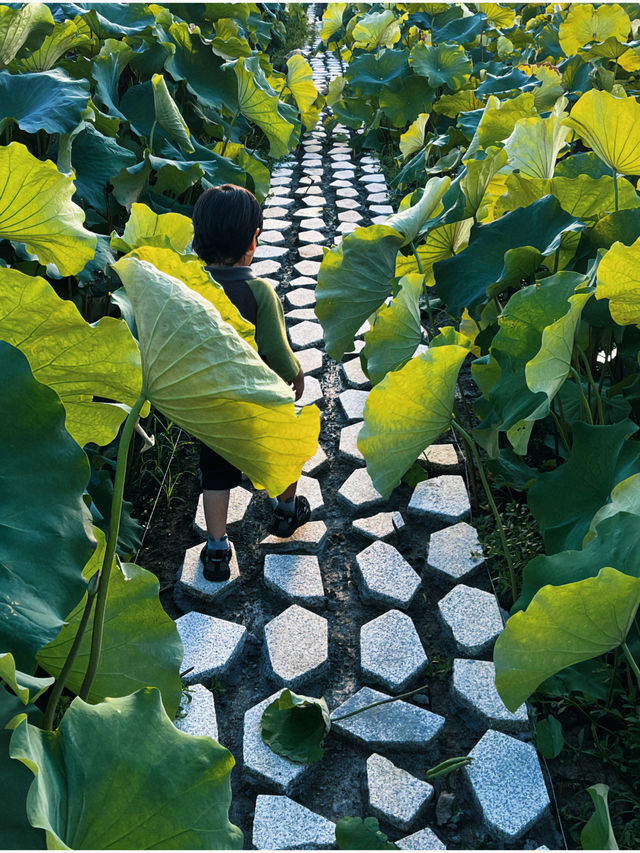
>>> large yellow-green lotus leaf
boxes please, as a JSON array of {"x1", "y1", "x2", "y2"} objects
[
  {"x1": 359, "y1": 344, "x2": 469, "y2": 497},
  {"x1": 552, "y1": 174, "x2": 640, "y2": 220},
  {"x1": 518, "y1": 63, "x2": 564, "y2": 113},
  {"x1": 559, "y1": 3, "x2": 630, "y2": 57},
  {"x1": 399, "y1": 113, "x2": 430, "y2": 160},
  {"x1": 563, "y1": 90, "x2": 640, "y2": 176},
  {"x1": 596, "y1": 236, "x2": 640, "y2": 325},
  {"x1": 495, "y1": 567, "x2": 640, "y2": 711},
  {"x1": 0, "y1": 268, "x2": 144, "y2": 447},
  {"x1": 320, "y1": 3, "x2": 346, "y2": 43},
  {"x1": 111, "y1": 202, "x2": 193, "y2": 255},
  {"x1": 352, "y1": 9, "x2": 402, "y2": 50},
  {"x1": 128, "y1": 245, "x2": 256, "y2": 349},
  {"x1": 433, "y1": 89, "x2": 483, "y2": 119},
  {"x1": 18, "y1": 17, "x2": 91, "y2": 73},
  {"x1": 113, "y1": 256, "x2": 320, "y2": 496},
  {"x1": 0, "y1": 3, "x2": 53, "y2": 67},
  {"x1": 233, "y1": 56, "x2": 295, "y2": 159},
  {"x1": 504, "y1": 103, "x2": 570, "y2": 180},
  {"x1": 0, "y1": 142, "x2": 96, "y2": 275},
  {"x1": 151, "y1": 72, "x2": 194, "y2": 154},
  {"x1": 395, "y1": 219, "x2": 473, "y2": 280},
  {"x1": 478, "y1": 3, "x2": 516, "y2": 28},
  {"x1": 462, "y1": 147, "x2": 508, "y2": 217},
  {"x1": 286, "y1": 55, "x2": 318, "y2": 120},
  {"x1": 583, "y1": 474, "x2": 640, "y2": 546},
  {"x1": 474, "y1": 93, "x2": 537, "y2": 152},
  {"x1": 494, "y1": 174, "x2": 550, "y2": 218},
  {"x1": 384, "y1": 176, "x2": 451, "y2": 247},
  {"x1": 618, "y1": 45, "x2": 640, "y2": 72}
]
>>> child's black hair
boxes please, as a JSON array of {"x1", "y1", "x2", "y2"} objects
[{"x1": 192, "y1": 184, "x2": 264, "y2": 265}]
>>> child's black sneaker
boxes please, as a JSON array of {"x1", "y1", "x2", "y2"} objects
[
  {"x1": 268, "y1": 495, "x2": 311, "y2": 538},
  {"x1": 200, "y1": 542, "x2": 233, "y2": 582}
]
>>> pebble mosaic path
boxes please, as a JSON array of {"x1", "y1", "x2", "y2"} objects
[{"x1": 170, "y1": 11, "x2": 561, "y2": 851}]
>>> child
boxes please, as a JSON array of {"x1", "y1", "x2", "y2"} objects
[{"x1": 192, "y1": 184, "x2": 311, "y2": 582}]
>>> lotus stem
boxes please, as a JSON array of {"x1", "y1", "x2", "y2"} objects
[
  {"x1": 331, "y1": 682, "x2": 430, "y2": 722},
  {"x1": 452, "y1": 420, "x2": 518, "y2": 602},
  {"x1": 621, "y1": 642, "x2": 640, "y2": 691},
  {"x1": 570, "y1": 366, "x2": 594, "y2": 425},
  {"x1": 148, "y1": 120, "x2": 157, "y2": 156},
  {"x1": 411, "y1": 241, "x2": 435, "y2": 336},
  {"x1": 577, "y1": 345, "x2": 605, "y2": 425},
  {"x1": 221, "y1": 113, "x2": 239, "y2": 157},
  {"x1": 79, "y1": 392, "x2": 147, "y2": 701},
  {"x1": 612, "y1": 166, "x2": 618, "y2": 212}
]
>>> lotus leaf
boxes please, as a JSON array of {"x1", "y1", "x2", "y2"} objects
[
  {"x1": 0, "y1": 68, "x2": 89, "y2": 136},
  {"x1": 582, "y1": 785, "x2": 618, "y2": 850},
  {"x1": 320, "y1": 3, "x2": 346, "y2": 43},
  {"x1": 346, "y1": 49, "x2": 409, "y2": 94},
  {"x1": 165, "y1": 21, "x2": 237, "y2": 113},
  {"x1": 151, "y1": 72, "x2": 194, "y2": 153},
  {"x1": 559, "y1": 3, "x2": 630, "y2": 57},
  {"x1": 0, "y1": 654, "x2": 53, "y2": 707},
  {"x1": 596, "y1": 236, "x2": 640, "y2": 326},
  {"x1": 111, "y1": 201, "x2": 193, "y2": 254},
  {"x1": 474, "y1": 93, "x2": 537, "y2": 151},
  {"x1": 384, "y1": 176, "x2": 450, "y2": 247},
  {"x1": 0, "y1": 3, "x2": 53, "y2": 67},
  {"x1": 352, "y1": 10, "x2": 402, "y2": 50},
  {"x1": 232, "y1": 56, "x2": 295, "y2": 158},
  {"x1": 90, "y1": 38, "x2": 133, "y2": 121},
  {"x1": 261, "y1": 689, "x2": 331, "y2": 764},
  {"x1": 503, "y1": 104, "x2": 570, "y2": 180},
  {"x1": 410, "y1": 41, "x2": 472, "y2": 90},
  {"x1": 462, "y1": 147, "x2": 508, "y2": 217},
  {"x1": 71, "y1": 124, "x2": 136, "y2": 214},
  {"x1": 18, "y1": 17, "x2": 91, "y2": 72},
  {"x1": 335, "y1": 817, "x2": 396, "y2": 850}
]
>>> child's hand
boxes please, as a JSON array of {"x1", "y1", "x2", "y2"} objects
[{"x1": 291, "y1": 368, "x2": 305, "y2": 401}]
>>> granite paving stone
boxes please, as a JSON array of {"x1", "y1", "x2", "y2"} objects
[
  {"x1": 331, "y1": 179, "x2": 354, "y2": 188},
  {"x1": 337, "y1": 222, "x2": 359, "y2": 234},
  {"x1": 294, "y1": 259, "x2": 322, "y2": 276},
  {"x1": 286, "y1": 288, "x2": 316, "y2": 308},
  {"x1": 293, "y1": 207, "x2": 324, "y2": 219},
  {"x1": 297, "y1": 374, "x2": 324, "y2": 406},
  {"x1": 361, "y1": 610, "x2": 428, "y2": 691},
  {"x1": 427, "y1": 522, "x2": 485, "y2": 582},
  {"x1": 265, "y1": 196, "x2": 295, "y2": 207},
  {"x1": 295, "y1": 474, "x2": 325, "y2": 518},
  {"x1": 175, "y1": 542, "x2": 241, "y2": 604},
  {"x1": 338, "y1": 209, "x2": 363, "y2": 222},
  {"x1": 408, "y1": 475, "x2": 471, "y2": 525},
  {"x1": 299, "y1": 175, "x2": 322, "y2": 186},
  {"x1": 194, "y1": 486, "x2": 252, "y2": 537},
  {"x1": 334, "y1": 170, "x2": 356, "y2": 180},
  {"x1": 298, "y1": 244, "x2": 324, "y2": 259},
  {"x1": 361, "y1": 173, "x2": 387, "y2": 183},
  {"x1": 299, "y1": 218, "x2": 326, "y2": 231},
  {"x1": 302, "y1": 443, "x2": 328, "y2": 475},
  {"x1": 253, "y1": 244, "x2": 288, "y2": 260},
  {"x1": 339, "y1": 421, "x2": 364, "y2": 464},
  {"x1": 370, "y1": 215, "x2": 390, "y2": 225},
  {"x1": 289, "y1": 275, "x2": 317, "y2": 288},
  {"x1": 289, "y1": 320, "x2": 324, "y2": 349},
  {"x1": 295, "y1": 347, "x2": 323, "y2": 375},
  {"x1": 367, "y1": 753, "x2": 434, "y2": 830},
  {"x1": 343, "y1": 358, "x2": 370, "y2": 389},
  {"x1": 397, "y1": 828, "x2": 447, "y2": 850},
  {"x1": 338, "y1": 388, "x2": 369, "y2": 421},
  {"x1": 369, "y1": 191, "x2": 390, "y2": 203},
  {"x1": 176, "y1": 611, "x2": 246, "y2": 685},
  {"x1": 336, "y1": 186, "x2": 360, "y2": 198},
  {"x1": 261, "y1": 206, "x2": 289, "y2": 219},
  {"x1": 338, "y1": 468, "x2": 384, "y2": 512},
  {"x1": 453, "y1": 658, "x2": 528, "y2": 732},
  {"x1": 175, "y1": 683, "x2": 218, "y2": 741},
  {"x1": 252, "y1": 795, "x2": 335, "y2": 850},
  {"x1": 261, "y1": 520, "x2": 328, "y2": 555},
  {"x1": 251, "y1": 260, "x2": 282, "y2": 277},
  {"x1": 353, "y1": 511, "x2": 405, "y2": 541},
  {"x1": 426, "y1": 443, "x2": 460, "y2": 472},
  {"x1": 259, "y1": 229, "x2": 286, "y2": 245},
  {"x1": 370, "y1": 204, "x2": 394, "y2": 215},
  {"x1": 263, "y1": 554, "x2": 325, "y2": 606},
  {"x1": 298, "y1": 229, "x2": 327, "y2": 244},
  {"x1": 355, "y1": 541, "x2": 421, "y2": 609},
  {"x1": 263, "y1": 604, "x2": 329, "y2": 688},
  {"x1": 243, "y1": 693, "x2": 310, "y2": 793},
  {"x1": 364, "y1": 183, "x2": 388, "y2": 194},
  {"x1": 337, "y1": 198, "x2": 361, "y2": 210},
  {"x1": 331, "y1": 686, "x2": 445, "y2": 751},
  {"x1": 438, "y1": 584, "x2": 503, "y2": 655},
  {"x1": 295, "y1": 185, "x2": 324, "y2": 196},
  {"x1": 465, "y1": 729, "x2": 550, "y2": 842},
  {"x1": 262, "y1": 218, "x2": 293, "y2": 232}
]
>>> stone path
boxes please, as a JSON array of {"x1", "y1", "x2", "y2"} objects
[{"x1": 170, "y1": 11, "x2": 561, "y2": 851}]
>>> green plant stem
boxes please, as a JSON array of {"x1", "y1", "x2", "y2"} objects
[
  {"x1": 613, "y1": 166, "x2": 619, "y2": 212},
  {"x1": 570, "y1": 366, "x2": 594, "y2": 425},
  {"x1": 621, "y1": 642, "x2": 640, "y2": 691},
  {"x1": 79, "y1": 392, "x2": 147, "y2": 701},
  {"x1": 577, "y1": 345, "x2": 605, "y2": 425},
  {"x1": 220, "y1": 113, "x2": 238, "y2": 157},
  {"x1": 148, "y1": 120, "x2": 157, "y2": 156},
  {"x1": 452, "y1": 419, "x2": 518, "y2": 602},
  {"x1": 411, "y1": 241, "x2": 435, "y2": 335},
  {"x1": 332, "y1": 682, "x2": 430, "y2": 722},
  {"x1": 550, "y1": 406, "x2": 571, "y2": 455}
]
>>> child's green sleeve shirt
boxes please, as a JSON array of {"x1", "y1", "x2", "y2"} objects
[{"x1": 248, "y1": 279, "x2": 301, "y2": 383}]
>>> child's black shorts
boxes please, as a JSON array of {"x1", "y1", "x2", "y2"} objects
[{"x1": 199, "y1": 442, "x2": 242, "y2": 490}]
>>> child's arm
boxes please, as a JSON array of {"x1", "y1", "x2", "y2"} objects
[{"x1": 249, "y1": 280, "x2": 304, "y2": 398}]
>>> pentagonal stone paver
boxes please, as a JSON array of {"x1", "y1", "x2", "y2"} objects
[
  {"x1": 263, "y1": 218, "x2": 293, "y2": 232},
  {"x1": 296, "y1": 474, "x2": 324, "y2": 518},
  {"x1": 293, "y1": 207, "x2": 323, "y2": 219},
  {"x1": 331, "y1": 687, "x2": 445, "y2": 751},
  {"x1": 295, "y1": 185, "x2": 323, "y2": 195},
  {"x1": 337, "y1": 198, "x2": 361, "y2": 210},
  {"x1": 176, "y1": 611, "x2": 246, "y2": 685},
  {"x1": 303, "y1": 443, "x2": 328, "y2": 476},
  {"x1": 338, "y1": 209, "x2": 363, "y2": 222},
  {"x1": 370, "y1": 204, "x2": 394, "y2": 215},
  {"x1": 370, "y1": 215, "x2": 390, "y2": 226},
  {"x1": 331, "y1": 179, "x2": 353, "y2": 188},
  {"x1": 367, "y1": 753, "x2": 434, "y2": 830},
  {"x1": 252, "y1": 795, "x2": 335, "y2": 850},
  {"x1": 295, "y1": 347, "x2": 323, "y2": 375},
  {"x1": 343, "y1": 358, "x2": 370, "y2": 389},
  {"x1": 298, "y1": 229, "x2": 327, "y2": 244},
  {"x1": 289, "y1": 274, "x2": 316, "y2": 288},
  {"x1": 251, "y1": 259, "x2": 281, "y2": 277},
  {"x1": 338, "y1": 468, "x2": 384, "y2": 513},
  {"x1": 294, "y1": 259, "x2": 322, "y2": 277},
  {"x1": 288, "y1": 307, "x2": 319, "y2": 323},
  {"x1": 262, "y1": 206, "x2": 289, "y2": 219},
  {"x1": 243, "y1": 692, "x2": 310, "y2": 793},
  {"x1": 339, "y1": 421, "x2": 364, "y2": 464},
  {"x1": 338, "y1": 221, "x2": 359, "y2": 234},
  {"x1": 453, "y1": 659, "x2": 528, "y2": 732},
  {"x1": 361, "y1": 610, "x2": 428, "y2": 691},
  {"x1": 289, "y1": 321, "x2": 324, "y2": 350},
  {"x1": 299, "y1": 217, "x2": 326, "y2": 231},
  {"x1": 426, "y1": 443, "x2": 460, "y2": 471},
  {"x1": 298, "y1": 244, "x2": 324, "y2": 260},
  {"x1": 407, "y1": 475, "x2": 471, "y2": 525},
  {"x1": 369, "y1": 191, "x2": 390, "y2": 203},
  {"x1": 465, "y1": 729, "x2": 550, "y2": 842},
  {"x1": 427, "y1": 522, "x2": 485, "y2": 582},
  {"x1": 334, "y1": 170, "x2": 356, "y2": 180},
  {"x1": 438, "y1": 584, "x2": 503, "y2": 655},
  {"x1": 397, "y1": 828, "x2": 446, "y2": 850},
  {"x1": 265, "y1": 196, "x2": 295, "y2": 207},
  {"x1": 261, "y1": 520, "x2": 328, "y2": 556},
  {"x1": 355, "y1": 541, "x2": 421, "y2": 609},
  {"x1": 263, "y1": 604, "x2": 328, "y2": 688},
  {"x1": 254, "y1": 245, "x2": 288, "y2": 260},
  {"x1": 264, "y1": 554, "x2": 325, "y2": 607},
  {"x1": 175, "y1": 683, "x2": 218, "y2": 741},
  {"x1": 338, "y1": 388, "x2": 368, "y2": 421},
  {"x1": 361, "y1": 173, "x2": 386, "y2": 183},
  {"x1": 259, "y1": 230, "x2": 285, "y2": 245},
  {"x1": 353, "y1": 511, "x2": 405, "y2": 541},
  {"x1": 286, "y1": 288, "x2": 316, "y2": 308},
  {"x1": 193, "y1": 486, "x2": 252, "y2": 538},
  {"x1": 175, "y1": 543, "x2": 240, "y2": 604},
  {"x1": 337, "y1": 186, "x2": 359, "y2": 197},
  {"x1": 271, "y1": 176, "x2": 292, "y2": 186}
]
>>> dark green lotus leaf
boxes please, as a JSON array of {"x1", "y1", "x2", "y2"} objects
[
  {"x1": 0, "y1": 343, "x2": 93, "y2": 672},
  {"x1": 379, "y1": 74, "x2": 434, "y2": 127},
  {"x1": 316, "y1": 225, "x2": 404, "y2": 361},
  {"x1": 72, "y1": 124, "x2": 136, "y2": 214},
  {"x1": 487, "y1": 447, "x2": 539, "y2": 491},
  {"x1": 434, "y1": 11, "x2": 487, "y2": 43},
  {"x1": 535, "y1": 714, "x2": 564, "y2": 759},
  {"x1": 433, "y1": 196, "x2": 577, "y2": 315},
  {"x1": 10, "y1": 688, "x2": 243, "y2": 849},
  {"x1": 554, "y1": 152, "x2": 611, "y2": 180},
  {"x1": 91, "y1": 38, "x2": 134, "y2": 121},
  {"x1": 0, "y1": 68, "x2": 89, "y2": 134},
  {"x1": 476, "y1": 68, "x2": 537, "y2": 95},
  {"x1": 332, "y1": 96, "x2": 374, "y2": 130},
  {"x1": 118, "y1": 80, "x2": 174, "y2": 147},
  {"x1": 86, "y1": 450, "x2": 142, "y2": 556},
  {"x1": 588, "y1": 208, "x2": 640, "y2": 250},
  {"x1": 346, "y1": 49, "x2": 409, "y2": 94},
  {"x1": 516, "y1": 512, "x2": 640, "y2": 611},
  {"x1": 335, "y1": 817, "x2": 397, "y2": 850},
  {"x1": 581, "y1": 784, "x2": 618, "y2": 851},
  {"x1": 409, "y1": 41, "x2": 472, "y2": 90},
  {"x1": 528, "y1": 420, "x2": 640, "y2": 554},
  {"x1": 112, "y1": 156, "x2": 153, "y2": 210},
  {"x1": 261, "y1": 688, "x2": 331, "y2": 764},
  {"x1": 79, "y1": 3, "x2": 159, "y2": 37}
]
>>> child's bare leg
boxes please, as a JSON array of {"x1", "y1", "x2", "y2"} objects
[
  {"x1": 277, "y1": 482, "x2": 297, "y2": 502},
  {"x1": 203, "y1": 489, "x2": 230, "y2": 539}
]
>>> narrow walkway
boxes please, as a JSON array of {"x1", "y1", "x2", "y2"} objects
[{"x1": 171, "y1": 13, "x2": 562, "y2": 851}]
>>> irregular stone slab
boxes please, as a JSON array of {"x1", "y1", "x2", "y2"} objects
[
  {"x1": 438, "y1": 584, "x2": 503, "y2": 655},
  {"x1": 254, "y1": 244, "x2": 289, "y2": 260},
  {"x1": 426, "y1": 443, "x2": 460, "y2": 472},
  {"x1": 371, "y1": 215, "x2": 390, "y2": 225},
  {"x1": 337, "y1": 198, "x2": 361, "y2": 210},
  {"x1": 176, "y1": 611, "x2": 246, "y2": 685},
  {"x1": 361, "y1": 609, "x2": 428, "y2": 691},
  {"x1": 251, "y1": 259, "x2": 281, "y2": 277},
  {"x1": 271, "y1": 176, "x2": 292, "y2": 186},
  {"x1": 263, "y1": 218, "x2": 293, "y2": 232},
  {"x1": 303, "y1": 143, "x2": 322, "y2": 152},
  {"x1": 265, "y1": 195, "x2": 295, "y2": 207},
  {"x1": 298, "y1": 229, "x2": 327, "y2": 244},
  {"x1": 298, "y1": 244, "x2": 324, "y2": 260},
  {"x1": 289, "y1": 274, "x2": 316, "y2": 288},
  {"x1": 361, "y1": 173, "x2": 387, "y2": 183},
  {"x1": 331, "y1": 179, "x2": 354, "y2": 188},
  {"x1": 338, "y1": 467, "x2": 384, "y2": 513},
  {"x1": 295, "y1": 185, "x2": 324, "y2": 196},
  {"x1": 332, "y1": 687, "x2": 445, "y2": 751},
  {"x1": 264, "y1": 554, "x2": 325, "y2": 606},
  {"x1": 465, "y1": 729, "x2": 550, "y2": 842},
  {"x1": 286, "y1": 287, "x2": 316, "y2": 308},
  {"x1": 397, "y1": 828, "x2": 446, "y2": 850},
  {"x1": 453, "y1": 658, "x2": 528, "y2": 732},
  {"x1": 353, "y1": 511, "x2": 405, "y2": 541},
  {"x1": 297, "y1": 374, "x2": 324, "y2": 406},
  {"x1": 338, "y1": 209, "x2": 363, "y2": 222},
  {"x1": 287, "y1": 307, "x2": 319, "y2": 322},
  {"x1": 407, "y1": 475, "x2": 471, "y2": 525},
  {"x1": 261, "y1": 520, "x2": 328, "y2": 556},
  {"x1": 293, "y1": 207, "x2": 323, "y2": 219},
  {"x1": 289, "y1": 320, "x2": 324, "y2": 350},
  {"x1": 296, "y1": 474, "x2": 325, "y2": 518},
  {"x1": 364, "y1": 183, "x2": 388, "y2": 194},
  {"x1": 294, "y1": 259, "x2": 322, "y2": 277},
  {"x1": 175, "y1": 683, "x2": 218, "y2": 741},
  {"x1": 302, "y1": 443, "x2": 328, "y2": 475},
  {"x1": 259, "y1": 230, "x2": 285, "y2": 245},
  {"x1": 263, "y1": 604, "x2": 329, "y2": 688},
  {"x1": 367, "y1": 753, "x2": 434, "y2": 830},
  {"x1": 194, "y1": 486, "x2": 252, "y2": 538},
  {"x1": 295, "y1": 346, "x2": 323, "y2": 375},
  {"x1": 427, "y1": 522, "x2": 485, "y2": 582},
  {"x1": 339, "y1": 421, "x2": 364, "y2": 464},
  {"x1": 334, "y1": 170, "x2": 356, "y2": 180},
  {"x1": 261, "y1": 205, "x2": 289, "y2": 219},
  {"x1": 175, "y1": 542, "x2": 241, "y2": 605},
  {"x1": 355, "y1": 541, "x2": 421, "y2": 609},
  {"x1": 243, "y1": 692, "x2": 310, "y2": 793},
  {"x1": 370, "y1": 204, "x2": 394, "y2": 215},
  {"x1": 336, "y1": 186, "x2": 359, "y2": 198},
  {"x1": 343, "y1": 357, "x2": 370, "y2": 389},
  {"x1": 253, "y1": 795, "x2": 335, "y2": 851},
  {"x1": 369, "y1": 191, "x2": 390, "y2": 203},
  {"x1": 299, "y1": 175, "x2": 322, "y2": 186},
  {"x1": 299, "y1": 217, "x2": 326, "y2": 231},
  {"x1": 337, "y1": 221, "x2": 359, "y2": 234},
  {"x1": 338, "y1": 388, "x2": 369, "y2": 421}
]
